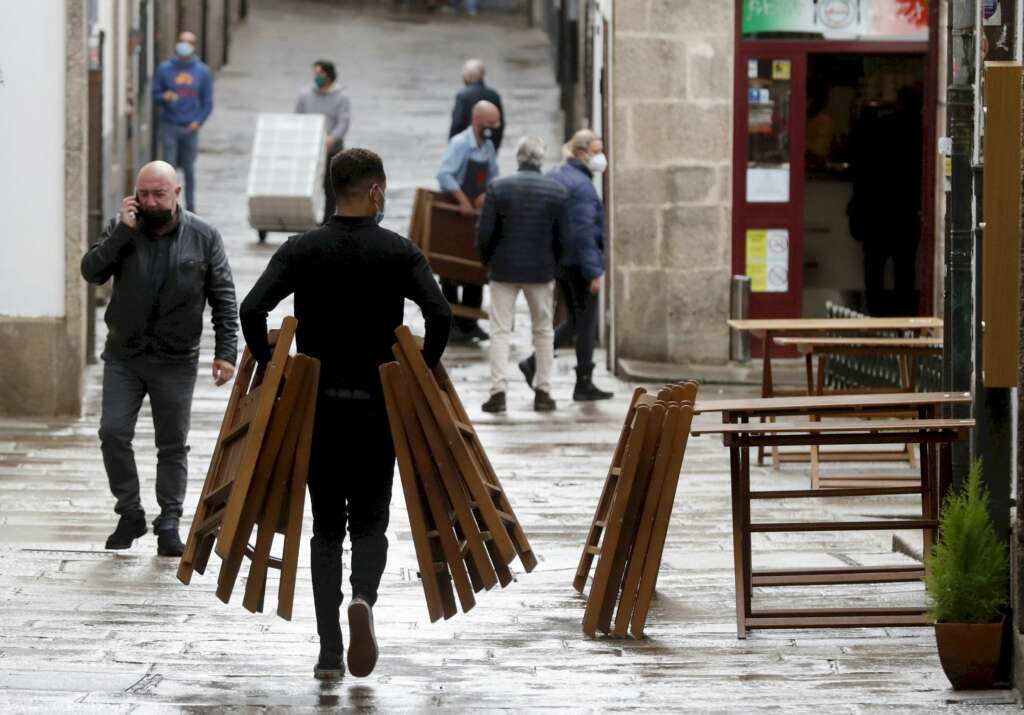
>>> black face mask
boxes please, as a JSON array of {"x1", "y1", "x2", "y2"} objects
[
  {"x1": 135, "y1": 193, "x2": 175, "y2": 230},
  {"x1": 139, "y1": 207, "x2": 174, "y2": 229},
  {"x1": 482, "y1": 127, "x2": 494, "y2": 141}
]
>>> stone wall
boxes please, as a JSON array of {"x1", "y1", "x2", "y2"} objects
[
  {"x1": 610, "y1": 0, "x2": 734, "y2": 364},
  {"x1": 0, "y1": 1, "x2": 89, "y2": 416}
]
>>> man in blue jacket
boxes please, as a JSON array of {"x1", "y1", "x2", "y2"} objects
[{"x1": 152, "y1": 31, "x2": 213, "y2": 212}]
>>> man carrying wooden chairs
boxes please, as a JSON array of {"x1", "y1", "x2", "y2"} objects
[{"x1": 240, "y1": 149, "x2": 451, "y2": 679}]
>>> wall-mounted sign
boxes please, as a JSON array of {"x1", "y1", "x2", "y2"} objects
[
  {"x1": 746, "y1": 229, "x2": 790, "y2": 292},
  {"x1": 742, "y1": 0, "x2": 928, "y2": 42}
]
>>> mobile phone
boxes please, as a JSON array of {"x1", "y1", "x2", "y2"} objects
[{"x1": 133, "y1": 193, "x2": 142, "y2": 226}]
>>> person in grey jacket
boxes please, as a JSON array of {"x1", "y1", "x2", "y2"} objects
[
  {"x1": 296, "y1": 60, "x2": 352, "y2": 224},
  {"x1": 475, "y1": 136, "x2": 567, "y2": 413},
  {"x1": 81, "y1": 161, "x2": 238, "y2": 557}
]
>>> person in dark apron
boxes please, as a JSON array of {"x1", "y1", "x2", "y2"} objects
[{"x1": 436, "y1": 101, "x2": 501, "y2": 342}]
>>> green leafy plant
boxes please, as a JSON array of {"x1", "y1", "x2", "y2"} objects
[{"x1": 925, "y1": 461, "x2": 1009, "y2": 624}]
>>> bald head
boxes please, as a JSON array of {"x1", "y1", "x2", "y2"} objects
[
  {"x1": 471, "y1": 101, "x2": 501, "y2": 145},
  {"x1": 178, "y1": 31, "x2": 196, "y2": 45},
  {"x1": 135, "y1": 161, "x2": 181, "y2": 221},
  {"x1": 472, "y1": 101, "x2": 499, "y2": 123}
]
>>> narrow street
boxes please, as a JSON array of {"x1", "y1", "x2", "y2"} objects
[{"x1": 0, "y1": 1, "x2": 1017, "y2": 710}]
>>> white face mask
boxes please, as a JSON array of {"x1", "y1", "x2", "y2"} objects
[{"x1": 587, "y1": 152, "x2": 608, "y2": 173}]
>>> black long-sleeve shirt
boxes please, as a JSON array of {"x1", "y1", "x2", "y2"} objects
[{"x1": 239, "y1": 216, "x2": 452, "y2": 395}]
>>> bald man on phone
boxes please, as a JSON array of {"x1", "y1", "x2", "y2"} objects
[{"x1": 81, "y1": 161, "x2": 238, "y2": 557}]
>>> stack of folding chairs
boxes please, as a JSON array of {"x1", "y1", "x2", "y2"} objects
[
  {"x1": 177, "y1": 316, "x2": 320, "y2": 620},
  {"x1": 379, "y1": 325, "x2": 536, "y2": 622},
  {"x1": 575, "y1": 382, "x2": 698, "y2": 638}
]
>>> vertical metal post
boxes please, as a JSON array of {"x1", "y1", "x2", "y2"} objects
[
  {"x1": 730, "y1": 275, "x2": 752, "y2": 363},
  {"x1": 943, "y1": 0, "x2": 976, "y2": 494}
]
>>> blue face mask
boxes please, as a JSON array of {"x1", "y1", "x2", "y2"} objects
[{"x1": 176, "y1": 42, "x2": 195, "y2": 58}]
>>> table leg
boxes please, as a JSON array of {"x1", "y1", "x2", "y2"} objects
[
  {"x1": 741, "y1": 439, "x2": 754, "y2": 626},
  {"x1": 729, "y1": 441, "x2": 748, "y2": 639},
  {"x1": 809, "y1": 355, "x2": 826, "y2": 488},
  {"x1": 758, "y1": 331, "x2": 774, "y2": 467}
]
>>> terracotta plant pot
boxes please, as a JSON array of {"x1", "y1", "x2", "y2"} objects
[{"x1": 934, "y1": 619, "x2": 1005, "y2": 690}]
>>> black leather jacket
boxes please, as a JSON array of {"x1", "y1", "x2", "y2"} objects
[{"x1": 81, "y1": 209, "x2": 238, "y2": 364}]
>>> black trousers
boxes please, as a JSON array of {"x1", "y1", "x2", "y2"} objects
[
  {"x1": 322, "y1": 145, "x2": 344, "y2": 225},
  {"x1": 553, "y1": 266, "x2": 600, "y2": 368},
  {"x1": 307, "y1": 394, "x2": 396, "y2": 606},
  {"x1": 99, "y1": 357, "x2": 197, "y2": 532},
  {"x1": 441, "y1": 278, "x2": 483, "y2": 332}
]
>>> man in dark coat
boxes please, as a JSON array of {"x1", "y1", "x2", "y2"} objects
[
  {"x1": 81, "y1": 161, "x2": 238, "y2": 557},
  {"x1": 476, "y1": 136, "x2": 567, "y2": 413},
  {"x1": 449, "y1": 58, "x2": 504, "y2": 153},
  {"x1": 240, "y1": 148, "x2": 452, "y2": 680}
]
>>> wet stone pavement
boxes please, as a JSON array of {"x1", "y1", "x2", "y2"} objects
[{"x1": 1, "y1": 1, "x2": 1021, "y2": 711}]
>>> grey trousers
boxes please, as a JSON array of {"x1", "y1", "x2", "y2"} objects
[{"x1": 99, "y1": 358, "x2": 197, "y2": 532}]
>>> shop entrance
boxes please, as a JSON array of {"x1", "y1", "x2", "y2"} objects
[
  {"x1": 803, "y1": 53, "x2": 926, "y2": 317},
  {"x1": 732, "y1": 0, "x2": 937, "y2": 345}
]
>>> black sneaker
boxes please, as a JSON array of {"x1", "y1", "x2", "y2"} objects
[
  {"x1": 347, "y1": 597, "x2": 378, "y2": 678},
  {"x1": 534, "y1": 390, "x2": 556, "y2": 412},
  {"x1": 314, "y1": 649, "x2": 345, "y2": 680},
  {"x1": 156, "y1": 529, "x2": 185, "y2": 557},
  {"x1": 518, "y1": 355, "x2": 536, "y2": 389},
  {"x1": 105, "y1": 514, "x2": 147, "y2": 550},
  {"x1": 482, "y1": 392, "x2": 506, "y2": 413}
]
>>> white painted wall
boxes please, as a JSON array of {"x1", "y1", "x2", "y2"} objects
[{"x1": 0, "y1": 3, "x2": 66, "y2": 318}]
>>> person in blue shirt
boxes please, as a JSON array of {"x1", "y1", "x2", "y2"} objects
[
  {"x1": 436, "y1": 101, "x2": 501, "y2": 342},
  {"x1": 152, "y1": 32, "x2": 213, "y2": 212}
]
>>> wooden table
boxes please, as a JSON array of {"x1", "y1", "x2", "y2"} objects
[
  {"x1": 727, "y1": 318, "x2": 944, "y2": 399},
  {"x1": 768, "y1": 336, "x2": 945, "y2": 486},
  {"x1": 728, "y1": 318, "x2": 944, "y2": 469},
  {"x1": 692, "y1": 393, "x2": 972, "y2": 638}
]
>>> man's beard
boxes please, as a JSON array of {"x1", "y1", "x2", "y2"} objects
[{"x1": 139, "y1": 207, "x2": 174, "y2": 229}]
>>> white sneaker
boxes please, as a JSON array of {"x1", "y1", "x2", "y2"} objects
[{"x1": 346, "y1": 597, "x2": 378, "y2": 677}]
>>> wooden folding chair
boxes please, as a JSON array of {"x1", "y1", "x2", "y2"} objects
[
  {"x1": 393, "y1": 326, "x2": 536, "y2": 573},
  {"x1": 178, "y1": 317, "x2": 296, "y2": 585},
  {"x1": 381, "y1": 361, "x2": 457, "y2": 622},
  {"x1": 616, "y1": 399, "x2": 696, "y2": 638},
  {"x1": 394, "y1": 357, "x2": 504, "y2": 592},
  {"x1": 574, "y1": 388, "x2": 649, "y2": 593},
  {"x1": 241, "y1": 355, "x2": 319, "y2": 615}
]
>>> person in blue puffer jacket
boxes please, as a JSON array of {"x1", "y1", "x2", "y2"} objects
[
  {"x1": 519, "y1": 129, "x2": 613, "y2": 401},
  {"x1": 152, "y1": 32, "x2": 213, "y2": 213}
]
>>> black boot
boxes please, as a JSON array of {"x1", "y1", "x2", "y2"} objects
[
  {"x1": 311, "y1": 535, "x2": 345, "y2": 679},
  {"x1": 518, "y1": 355, "x2": 536, "y2": 389},
  {"x1": 156, "y1": 528, "x2": 185, "y2": 557},
  {"x1": 573, "y1": 364, "x2": 614, "y2": 402},
  {"x1": 105, "y1": 513, "x2": 147, "y2": 550}
]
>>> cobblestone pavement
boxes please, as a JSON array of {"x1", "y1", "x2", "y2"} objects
[{"x1": 0, "y1": 1, "x2": 1020, "y2": 711}]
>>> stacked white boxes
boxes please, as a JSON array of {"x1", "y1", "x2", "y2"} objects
[{"x1": 247, "y1": 113, "x2": 326, "y2": 235}]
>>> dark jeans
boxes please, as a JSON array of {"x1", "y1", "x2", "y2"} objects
[
  {"x1": 322, "y1": 145, "x2": 343, "y2": 225},
  {"x1": 307, "y1": 394, "x2": 396, "y2": 607},
  {"x1": 441, "y1": 278, "x2": 483, "y2": 332},
  {"x1": 159, "y1": 122, "x2": 199, "y2": 211},
  {"x1": 99, "y1": 358, "x2": 197, "y2": 532},
  {"x1": 863, "y1": 239, "x2": 919, "y2": 316},
  {"x1": 554, "y1": 266, "x2": 600, "y2": 368}
]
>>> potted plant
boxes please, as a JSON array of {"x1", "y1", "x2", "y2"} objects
[{"x1": 925, "y1": 460, "x2": 1009, "y2": 690}]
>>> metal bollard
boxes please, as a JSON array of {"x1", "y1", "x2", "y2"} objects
[{"x1": 729, "y1": 275, "x2": 752, "y2": 363}]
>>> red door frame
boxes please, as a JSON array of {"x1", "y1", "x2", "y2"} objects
[{"x1": 731, "y1": 1, "x2": 940, "y2": 324}]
